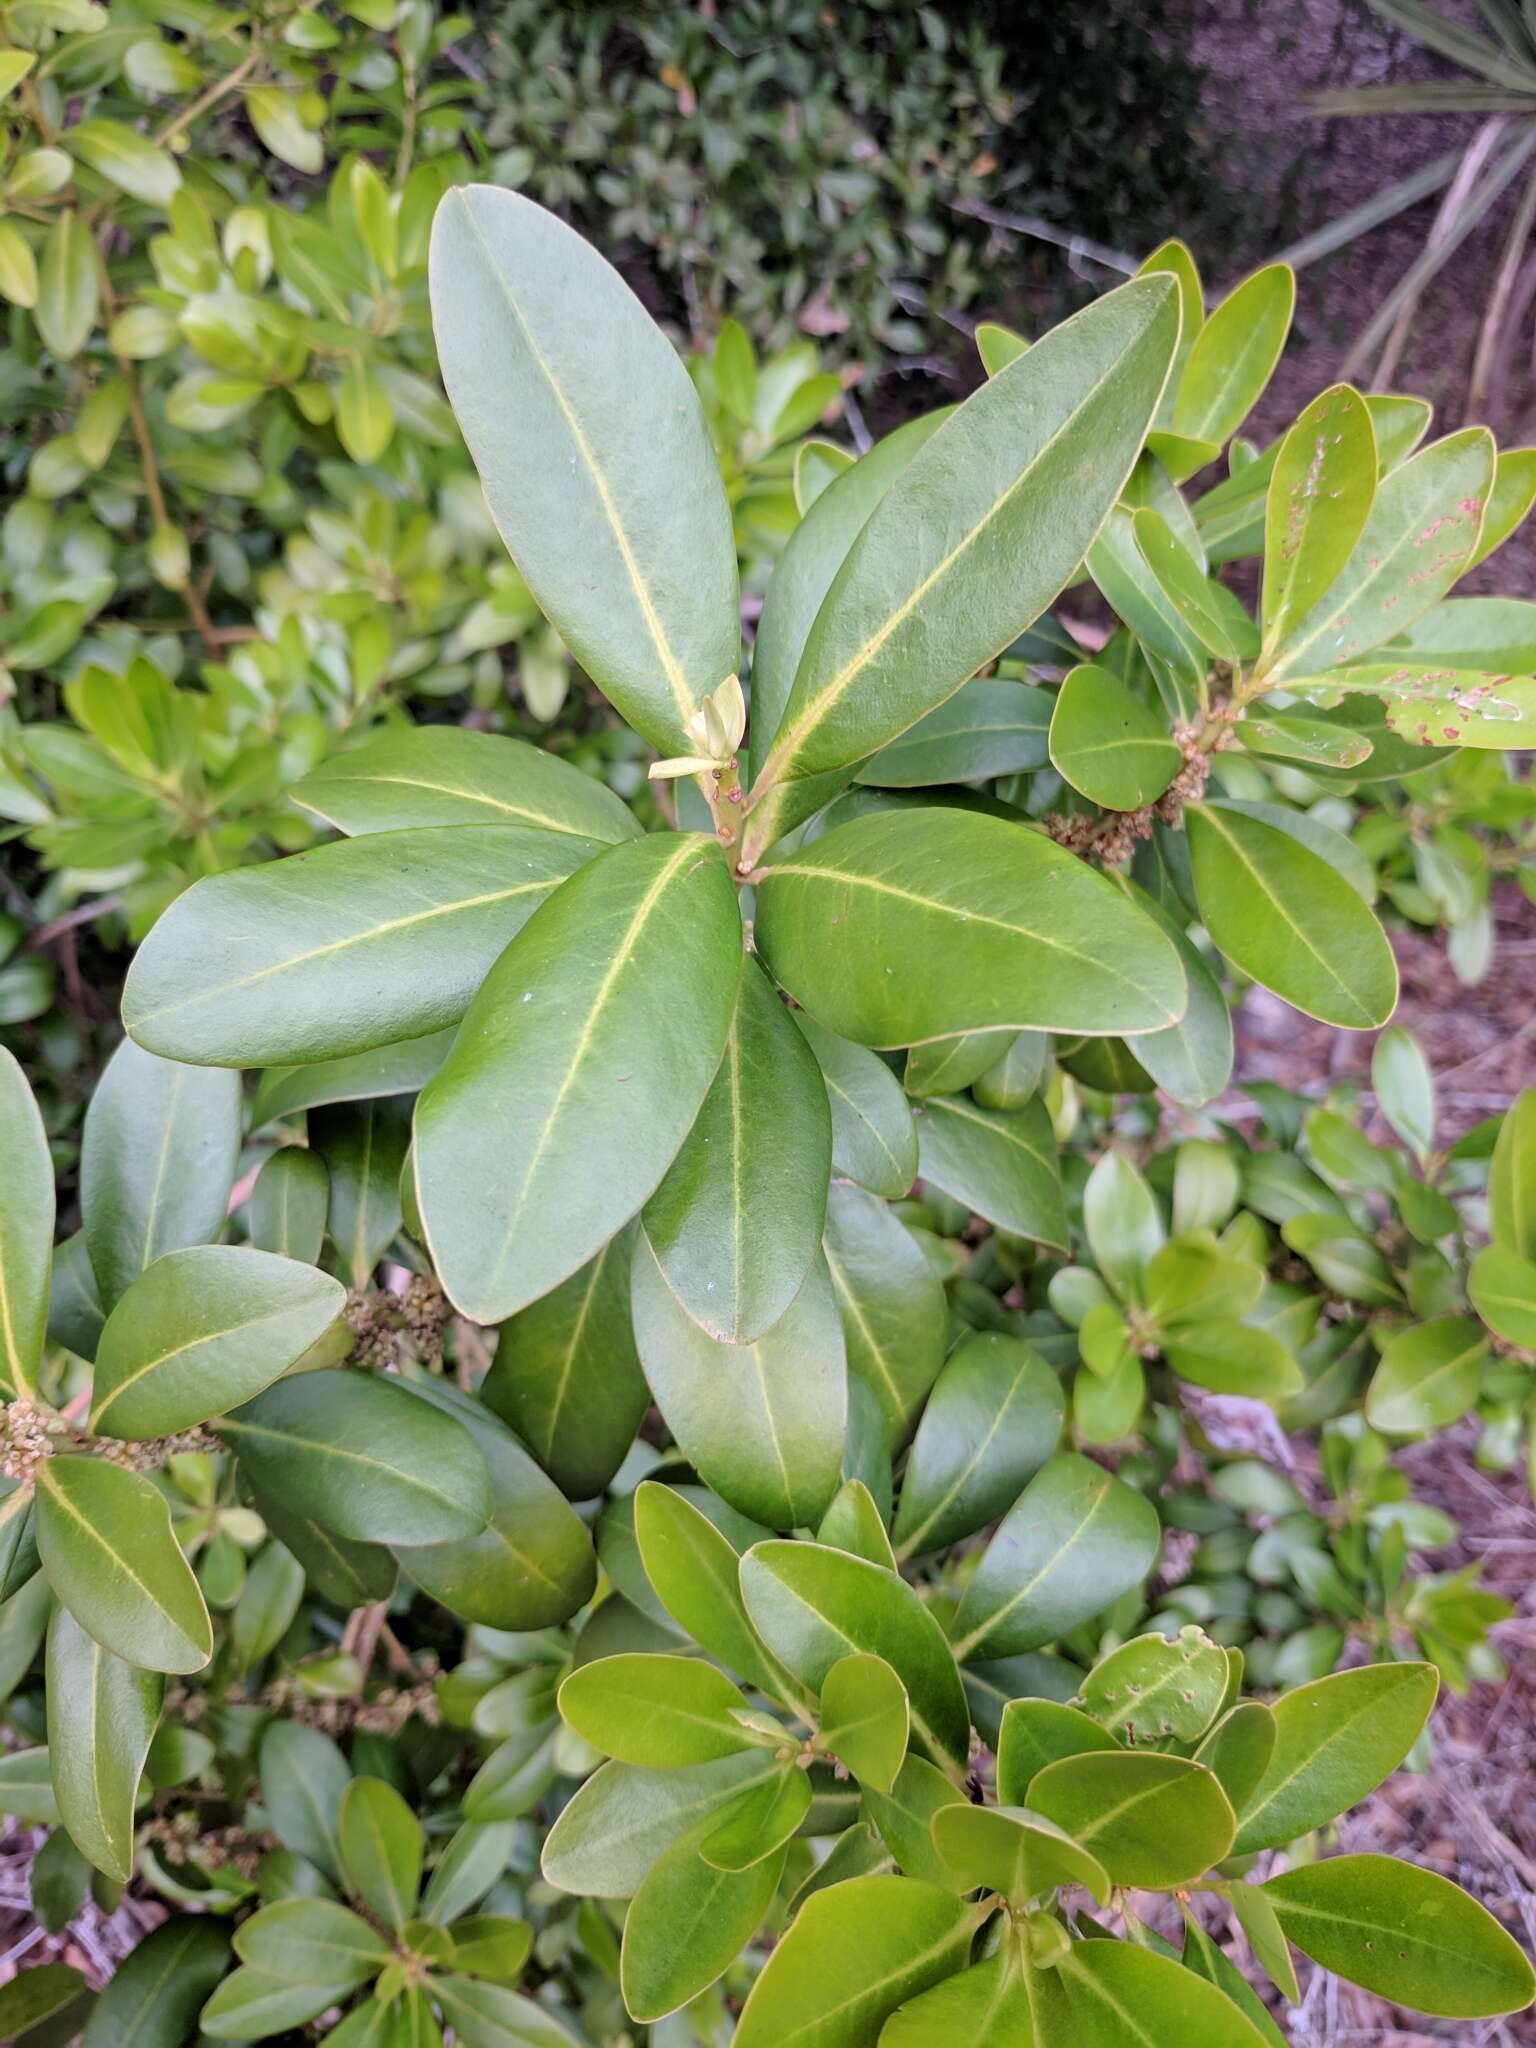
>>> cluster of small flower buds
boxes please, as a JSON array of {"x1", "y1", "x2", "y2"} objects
[
  {"x1": 96, "y1": 1424, "x2": 219, "y2": 1473},
  {"x1": 0, "y1": 1396, "x2": 63, "y2": 1484},
  {"x1": 1044, "y1": 719, "x2": 1216, "y2": 866},
  {"x1": 345, "y1": 1276, "x2": 450, "y2": 1370},
  {"x1": 250, "y1": 1673, "x2": 442, "y2": 1737}
]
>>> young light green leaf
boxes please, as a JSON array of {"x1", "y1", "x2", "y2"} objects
[
  {"x1": 1372, "y1": 1026, "x2": 1436, "y2": 1166},
  {"x1": 541, "y1": 1751, "x2": 783, "y2": 1898},
  {"x1": 817, "y1": 1652, "x2": 909, "y2": 1792},
  {"x1": 893, "y1": 1333, "x2": 1063, "y2": 1559},
  {"x1": 1058, "y1": 1938, "x2": 1275, "y2": 2046},
  {"x1": 701, "y1": 1764, "x2": 812, "y2": 1871},
  {"x1": 0, "y1": 1048, "x2": 52, "y2": 1398},
  {"x1": 1365, "y1": 1315, "x2": 1487, "y2": 1435},
  {"x1": 338, "y1": 1776, "x2": 422, "y2": 1931},
  {"x1": 36, "y1": 1456, "x2": 211, "y2": 1674},
  {"x1": 558, "y1": 1654, "x2": 758, "y2": 1767},
  {"x1": 66, "y1": 118, "x2": 180, "y2": 207},
  {"x1": 1084, "y1": 1149, "x2": 1165, "y2": 1300},
  {"x1": 1174, "y1": 264, "x2": 1294, "y2": 449},
  {"x1": 35, "y1": 212, "x2": 98, "y2": 359},
  {"x1": 1028, "y1": 1751, "x2": 1236, "y2": 1887},
  {"x1": 619, "y1": 1826, "x2": 784, "y2": 2024},
  {"x1": 233, "y1": 1898, "x2": 388, "y2": 1986},
  {"x1": 1078, "y1": 1625, "x2": 1228, "y2": 1744},
  {"x1": 1469, "y1": 1244, "x2": 1536, "y2": 1347},
  {"x1": 932, "y1": 1801, "x2": 1109, "y2": 1907},
  {"x1": 46, "y1": 1606, "x2": 162, "y2": 1884},
  {"x1": 904, "y1": 1030, "x2": 1015, "y2": 1100},
  {"x1": 996, "y1": 1700, "x2": 1119, "y2": 1806},
  {"x1": 1132, "y1": 510, "x2": 1246, "y2": 659}
]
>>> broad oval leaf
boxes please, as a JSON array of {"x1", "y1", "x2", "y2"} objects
[
  {"x1": 218, "y1": 1369, "x2": 492, "y2": 1546},
  {"x1": 1469, "y1": 1243, "x2": 1536, "y2": 1347},
  {"x1": 90, "y1": 1247, "x2": 345, "y2": 1439},
  {"x1": 1028, "y1": 1751, "x2": 1235, "y2": 1887},
  {"x1": 744, "y1": 272, "x2": 1179, "y2": 855},
  {"x1": 643, "y1": 958, "x2": 830, "y2": 1342},
  {"x1": 1187, "y1": 802, "x2": 1397, "y2": 1029},
  {"x1": 892, "y1": 1332, "x2": 1064, "y2": 1559},
  {"x1": 1264, "y1": 1854, "x2": 1536, "y2": 2019},
  {"x1": 632, "y1": 1234, "x2": 846, "y2": 1531},
  {"x1": 915, "y1": 1095, "x2": 1067, "y2": 1250},
  {"x1": 293, "y1": 727, "x2": 639, "y2": 843},
  {"x1": 430, "y1": 187, "x2": 738, "y2": 756},
  {"x1": 1234, "y1": 1662, "x2": 1438, "y2": 1854},
  {"x1": 996, "y1": 1700, "x2": 1118, "y2": 1806},
  {"x1": 1078, "y1": 1625, "x2": 1228, "y2": 1743},
  {"x1": 558, "y1": 1654, "x2": 756, "y2": 1768},
  {"x1": 541, "y1": 1751, "x2": 784, "y2": 1898},
  {"x1": 856, "y1": 679, "x2": 1052, "y2": 789},
  {"x1": 1365, "y1": 1314, "x2": 1487, "y2": 1435},
  {"x1": 0, "y1": 1047, "x2": 51, "y2": 1399},
  {"x1": 1107, "y1": 877, "x2": 1233, "y2": 1107},
  {"x1": 931, "y1": 1801, "x2": 1109, "y2": 1907},
  {"x1": 818, "y1": 1652, "x2": 910, "y2": 1793},
  {"x1": 734, "y1": 1876, "x2": 976, "y2": 2048},
  {"x1": 1261, "y1": 384, "x2": 1377, "y2": 653},
  {"x1": 80, "y1": 1918, "x2": 229, "y2": 2048},
  {"x1": 620, "y1": 1825, "x2": 784, "y2": 2024},
  {"x1": 793, "y1": 1011, "x2": 917, "y2": 1197},
  {"x1": 949, "y1": 1452, "x2": 1161, "y2": 1662},
  {"x1": 904, "y1": 1031, "x2": 1016, "y2": 1101},
  {"x1": 36, "y1": 1455, "x2": 212, "y2": 1674},
  {"x1": 123, "y1": 826, "x2": 600, "y2": 1066},
  {"x1": 416, "y1": 832, "x2": 743, "y2": 1323},
  {"x1": 46, "y1": 1605, "x2": 162, "y2": 1883},
  {"x1": 823, "y1": 1182, "x2": 946, "y2": 1445},
  {"x1": 233, "y1": 1899, "x2": 387, "y2": 1987},
  {"x1": 881, "y1": 1949, "x2": 1067, "y2": 2046},
  {"x1": 1057, "y1": 1938, "x2": 1275, "y2": 2046},
  {"x1": 755, "y1": 808, "x2": 1186, "y2": 1047}
]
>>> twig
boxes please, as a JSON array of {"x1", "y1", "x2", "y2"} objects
[{"x1": 947, "y1": 196, "x2": 1137, "y2": 276}]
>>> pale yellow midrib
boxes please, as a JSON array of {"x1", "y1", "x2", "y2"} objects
[
  {"x1": 92, "y1": 1297, "x2": 315, "y2": 1430},
  {"x1": 460, "y1": 200, "x2": 695, "y2": 729},
  {"x1": 896, "y1": 1354, "x2": 1033, "y2": 1558},
  {"x1": 933, "y1": 1095, "x2": 1053, "y2": 1174},
  {"x1": 823, "y1": 1073, "x2": 906, "y2": 1183},
  {"x1": 218, "y1": 1415, "x2": 468, "y2": 1521},
  {"x1": 41, "y1": 1462, "x2": 200, "y2": 1646},
  {"x1": 540, "y1": 1242, "x2": 609, "y2": 1465},
  {"x1": 300, "y1": 771, "x2": 581, "y2": 836},
  {"x1": 950, "y1": 1474, "x2": 1112, "y2": 1660},
  {"x1": 764, "y1": 1919, "x2": 973, "y2": 2046},
  {"x1": 823, "y1": 1240, "x2": 902, "y2": 1421}
]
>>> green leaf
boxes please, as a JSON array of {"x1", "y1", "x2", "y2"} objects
[
  {"x1": 701, "y1": 1763, "x2": 812, "y2": 1870},
  {"x1": 1226, "y1": 1879, "x2": 1300, "y2": 2004},
  {"x1": 35, "y1": 212, "x2": 98, "y2": 359},
  {"x1": 416, "y1": 833, "x2": 742, "y2": 1324},
  {"x1": 1194, "y1": 1701, "x2": 1278, "y2": 1814},
  {"x1": 1164, "y1": 1319, "x2": 1305, "y2": 1404},
  {"x1": 1234, "y1": 1662, "x2": 1438, "y2": 1853},
  {"x1": 741, "y1": 1540, "x2": 971, "y2": 1770},
  {"x1": 428, "y1": 1977, "x2": 576, "y2": 2048},
  {"x1": 250, "y1": 1034, "x2": 454, "y2": 1130},
  {"x1": 293, "y1": 728, "x2": 640, "y2": 845},
  {"x1": 0, "y1": 1047, "x2": 52, "y2": 1398},
  {"x1": 1056, "y1": 663, "x2": 1187, "y2": 815},
  {"x1": 1057, "y1": 1939, "x2": 1274, "y2": 2046},
  {"x1": 880, "y1": 1948, "x2": 1058, "y2": 2044},
  {"x1": 1078, "y1": 1625, "x2": 1228, "y2": 1743},
  {"x1": 233, "y1": 1898, "x2": 389, "y2": 1986},
  {"x1": 1174, "y1": 264, "x2": 1294, "y2": 448},
  {"x1": 124, "y1": 826, "x2": 600, "y2": 1066},
  {"x1": 1267, "y1": 428, "x2": 1496, "y2": 680},
  {"x1": 80, "y1": 1918, "x2": 229, "y2": 2048},
  {"x1": 644, "y1": 958, "x2": 830, "y2": 1342},
  {"x1": 996, "y1": 1700, "x2": 1118, "y2": 1806},
  {"x1": 915, "y1": 1095, "x2": 1067, "y2": 1251},
  {"x1": 932, "y1": 1802, "x2": 1109, "y2": 1907},
  {"x1": 949, "y1": 1452, "x2": 1161, "y2": 1662},
  {"x1": 90, "y1": 1247, "x2": 344, "y2": 1438},
  {"x1": 733, "y1": 1876, "x2": 976, "y2": 2048},
  {"x1": 244, "y1": 85, "x2": 324, "y2": 173},
  {"x1": 430, "y1": 188, "x2": 738, "y2": 756},
  {"x1": 1239, "y1": 712, "x2": 1374, "y2": 768},
  {"x1": 559, "y1": 1654, "x2": 757, "y2": 1767},
  {"x1": 336, "y1": 357, "x2": 394, "y2": 463},
  {"x1": 855, "y1": 679, "x2": 1052, "y2": 789},
  {"x1": 218, "y1": 1369, "x2": 492, "y2": 1546},
  {"x1": 792, "y1": 1013, "x2": 916, "y2": 1197},
  {"x1": 619, "y1": 1826, "x2": 784, "y2": 2023},
  {"x1": 0, "y1": 1966, "x2": 92, "y2": 2048},
  {"x1": 743, "y1": 274, "x2": 1179, "y2": 853},
  {"x1": 1028, "y1": 1751, "x2": 1235, "y2": 1886},
  {"x1": 823, "y1": 1181, "x2": 946, "y2": 1444},
  {"x1": 483, "y1": 1230, "x2": 647, "y2": 1500},
  {"x1": 46, "y1": 1606, "x2": 161, "y2": 1883},
  {"x1": 1132, "y1": 510, "x2": 1247, "y2": 660},
  {"x1": 421, "y1": 1820, "x2": 518, "y2": 1923},
  {"x1": 81, "y1": 1037, "x2": 240, "y2": 1311},
  {"x1": 258, "y1": 1721, "x2": 350, "y2": 1881},
  {"x1": 1267, "y1": 662, "x2": 1536, "y2": 748},
  {"x1": 632, "y1": 1234, "x2": 846, "y2": 1530},
  {"x1": 1260, "y1": 386, "x2": 1377, "y2": 653},
  {"x1": 0, "y1": 1746, "x2": 58, "y2": 1826},
  {"x1": 633, "y1": 1482, "x2": 809, "y2": 1712},
  {"x1": 1490, "y1": 1089, "x2": 1536, "y2": 1259},
  {"x1": 1471, "y1": 444, "x2": 1536, "y2": 569},
  {"x1": 974, "y1": 1032, "x2": 1051, "y2": 1111},
  {"x1": 541, "y1": 1751, "x2": 784, "y2": 1898},
  {"x1": 440, "y1": 1916, "x2": 533, "y2": 1985},
  {"x1": 819, "y1": 1478, "x2": 898, "y2": 1569},
  {"x1": 339, "y1": 1776, "x2": 422, "y2": 1931},
  {"x1": 391, "y1": 1375, "x2": 595, "y2": 1629},
  {"x1": 1105, "y1": 878, "x2": 1233, "y2": 1107},
  {"x1": 230, "y1": 1539, "x2": 305, "y2": 1673},
  {"x1": 1187, "y1": 802, "x2": 1397, "y2": 1029},
  {"x1": 248, "y1": 1149, "x2": 329, "y2": 1265},
  {"x1": 863, "y1": 1754, "x2": 970, "y2": 1887},
  {"x1": 1086, "y1": 510, "x2": 1207, "y2": 714},
  {"x1": 1181, "y1": 1912, "x2": 1290, "y2": 2047},
  {"x1": 1366, "y1": 1315, "x2": 1487, "y2": 1434},
  {"x1": 1372, "y1": 1026, "x2": 1435, "y2": 1166},
  {"x1": 905, "y1": 1031, "x2": 1017, "y2": 1101},
  {"x1": 200, "y1": 1966, "x2": 356, "y2": 2040},
  {"x1": 818, "y1": 1652, "x2": 909, "y2": 1792},
  {"x1": 892, "y1": 1333, "x2": 1064, "y2": 1559},
  {"x1": 1264, "y1": 1854, "x2": 1536, "y2": 2018},
  {"x1": 66, "y1": 118, "x2": 180, "y2": 207},
  {"x1": 312, "y1": 1099, "x2": 409, "y2": 1288},
  {"x1": 36, "y1": 1455, "x2": 210, "y2": 1673},
  {"x1": 1083, "y1": 1150, "x2": 1164, "y2": 1300},
  {"x1": 1469, "y1": 1243, "x2": 1536, "y2": 1346},
  {"x1": 755, "y1": 809, "x2": 1186, "y2": 1047}
]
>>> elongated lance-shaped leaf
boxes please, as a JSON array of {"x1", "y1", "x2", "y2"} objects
[
  {"x1": 643, "y1": 958, "x2": 830, "y2": 1343},
  {"x1": 46, "y1": 1605, "x2": 161, "y2": 1883},
  {"x1": 823, "y1": 1180, "x2": 946, "y2": 1445},
  {"x1": 312, "y1": 1099, "x2": 410, "y2": 1289},
  {"x1": 1260, "y1": 384, "x2": 1377, "y2": 655},
  {"x1": 417, "y1": 833, "x2": 742, "y2": 1324},
  {"x1": 741, "y1": 273, "x2": 1179, "y2": 859},
  {"x1": 123, "y1": 825, "x2": 602, "y2": 1067},
  {"x1": 1256, "y1": 662, "x2": 1536, "y2": 747},
  {"x1": 429, "y1": 187, "x2": 739, "y2": 756},
  {"x1": 1173, "y1": 262, "x2": 1295, "y2": 448},
  {"x1": 0, "y1": 1048, "x2": 51, "y2": 1398}
]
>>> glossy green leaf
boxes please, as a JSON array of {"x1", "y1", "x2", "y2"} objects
[
  {"x1": 621, "y1": 1824, "x2": 784, "y2": 2023},
  {"x1": 46, "y1": 1606, "x2": 161, "y2": 1883},
  {"x1": 81, "y1": 1037, "x2": 240, "y2": 1311},
  {"x1": 247, "y1": 1148, "x2": 329, "y2": 1265},
  {"x1": 312, "y1": 1100, "x2": 410, "y2": 1286},
  {"x1": 1490, "y1": 1089, "x2": 1536, "y2": 1259},
  {"x1": 1225, "y1": 1879, "x2": 1300, "y2": 2004},
  {"x1": 1057, "y1": 1938, "x2": 1274, "y2": 2046},
  {"x1": 1132, "y1": 509, "x2": 1245, "y2": 659},
  {"x1": 893, "y1": 1333, "x2": 1064, "y2": 1559},
  {"x1": 644, "y1": 958, "x2": 830, "y2": 1342},
  {"x1": 416, "y1": 833, "x2": 742, "y2": 1323},
  {"x1": 949, "y1": 1452, "x2": 1161, "y2": 1662},
  {"x1": 996, "y1": 1700, "x2": 1118, "y2": 1806},
  {"x1": 200, "y1": 1966, "x2": 357, "y2": 2040},
  {"x1": 818, "y1": 1652, "x2": 909, "y2": 1793},
  {"x1": 35, "y1": 212, "x2": 98, "y2": 359},
  {"x1": 1029, "y1": 1751, "x2": 1235, "y2": 1886},
  {"x1": 734, "y1": 1876, "x2": 976, "y2": 2048},
  {"x1": 1083, "y1": 1149, "x2": 1164, "y2": 1299},
  {"x1": 633, "y1": 1234, "x2": 846, "y2": 1530},
  {"x1": 0, "y1": 1746, "x2": 58, "y2": 1826},
  {"x1": 1265, "y1": 1855, "x2": 1536, "y2": 2018},
  {"x1": 1187, "y1": 802, "x2": 1396, "y2": 1029},
  {"x1": 420, "y1": 1820, "x2": 518, "y2": 1923},
  {"x1": 1174, "y1": 264, "x2": 1294, "y2": 448},
  {"x1": 904, "y1": 1030, "x2": 1015, "y2": 1100},
  {"x1": 233, "y1": 1897, "x2": 388, "y2": 1986},
  {"x1": 1048, "y1": 663, "x2": 1181, "y2": 811},
  {"x1": 427, "y1": 1976, "x2": 575, "y2": 2048},
  {"x1": 741, "y1": 1540, "x2": 971, "y2": 1769},
  {"x1": 935, "y1": 1800, "x2": 1109, "y2": 1907},
  {"x1": 1079, "y1": 1625, "x2": 1228, "y2": 1743},
  {"x1": 744, "y1": 274, "x2": 1179, "y2": 854},
  {"x1": 1366, "y1": 1315, "x2": 1487, "y2": 1434},
  {"x1": 1107, "y1": 878, "x2": 1233, "y2": 1107},
  {"x1": 338, "y1": 1775, "x2": 422, "y2": 1930},
  {"x1": 1234, "y1": 1663, "x2": 1438, "y2": 1853},
  {"x1": 860, "y1": 1755, "x2": 962, "y2": 1887},
  {"x1": 756, "y1": 809, "x2": 1186, "y2": 1048},
  {"x1": 483, "y1": 1229, "x2": 647, "y2": 1500},
  {"x1": 430, "y1": 188, "x2": 738, "y2": 756},
  {"x1": 559, "y1": 1654, "x2": 756, "y2": 1767},
  {"x1": 702, "y1": 1763, "x2": 812, "y2": 1871},
  {"x1": 819, "y1": 1477, "x2": 897, "y2": 1569},
  {"x1": 793, "y1": 1012, "x2": 916, "y2": 1197},
  {"x1": 1469, "y1": 1243, "x2": 1536, "y2": 1347},
  {"x1": 218, "y1": 1369, "x2": 491, "y2": 1546},
  {"x1": 90, "y1": 1247, "x2": 344, "y2": 1439},
  {"x1": 36, "y1": 1455, "x2": 210, "y2": 1674},
  {"x1": 1270, "y1": 662, "x2": 1536, "y2": 748},
  {"x1": 294, "y1": 726, "x2": 639, "y2": 844},
  {"x1": 258, "y1": 1720, "x2": 350, "y2": 1881},
  {"x1": 1238, "y1": 712, "x2": 1374, "y2": 768},
  {"x1": 1372, "y1": 1026, "x2": 1435, "y2": 1166},
  {"x1": 230, "y1": 1538, "x2": 305, "y2": 1673},
  {"x1": 915, "y1": 1095, "x2": 1067, "y2": 1250},
  {"x1": 0, "y1": 1048, "x2": 51, "y2": 1399},
  {"x1": 972, "y1": 1031, "x2": 1050, "y2": 1111},
  {"x1": 250, "y1": 1032, "x2": 455, "y2": 1128},
  {"x1": 80, "y1": 1917, "x2": 229, "y2": 2048},
  {"x1": 823, "y1": 1181, "x2": 946, "y2": 1444},
  {"x1": 1164, "y1": 1319, "x2": 1305, "y2": 1404},
  {"x1": 856, "y1": 679, "x2": 1052, "y2": 789},
  {"x1": 124, "y1": 826, "x2": 600, "y2": 1066},
  {"x1": 541, "y1": 1751, "x2": 783, "y2": 1898},
  {"x1": 1194, "y1": 1701, "x2": 1278, "y2": 1814},
  {"x1": 440, "y1": 1915, "x2": 533, "y2": 1985}
]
